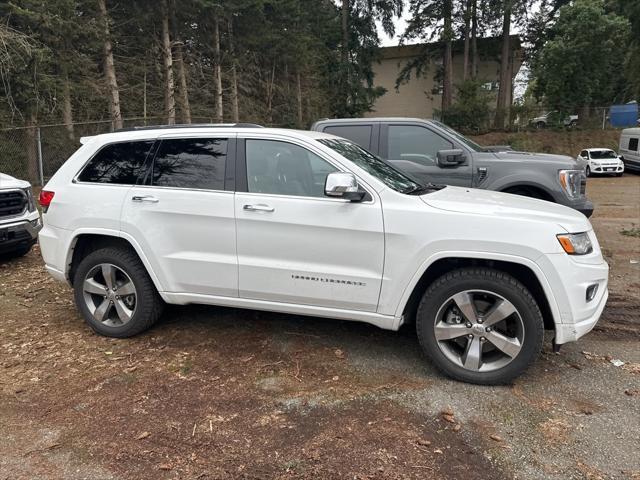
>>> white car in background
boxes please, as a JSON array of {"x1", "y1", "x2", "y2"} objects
[{"x1": 577, "y1": 148, "x2": 624, "y2": 177}]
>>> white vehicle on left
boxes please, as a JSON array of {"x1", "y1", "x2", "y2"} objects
[
  {"x1": 578, "y1": 148, "x2": 624, "y2": 177},
  {"x1": 0, "y1": 173, "x2": 42, "y2": 258}
]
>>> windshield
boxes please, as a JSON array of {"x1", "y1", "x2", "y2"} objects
[
  {"x1": 318, "y1": 138, "x2": 422, "y2": 194},
  {"x1": 589, "y1": 150, "x2": 617, "y2": 159},
  {"x1": 430, "y1": 120, "x2": 485, "y2": 152}
]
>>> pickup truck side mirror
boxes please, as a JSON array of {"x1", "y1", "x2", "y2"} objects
[
  {"x1": 437, "y1": 149, "x2": 466, "y2": 167},
  {"x1": 324, "y1": 172, "x2": 366, "y2": 201}
]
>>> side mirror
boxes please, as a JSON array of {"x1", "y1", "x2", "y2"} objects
[
  {"x1": 437, "y1": 149, "x2": 466, "y2": 167},
  {"x1": 324, "y1": 172, "x2": 366, "y2": 201}
]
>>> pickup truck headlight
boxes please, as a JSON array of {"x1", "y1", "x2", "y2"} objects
[
  {"x1": 557, "y1": 232, "x2": 593, "y2": 255},
  {"x1": 23, "y1": 187, "x2": 37, "y2": 213},
  {"x1": 558, "y1": 169, "x2": 583, "y2": 199}
]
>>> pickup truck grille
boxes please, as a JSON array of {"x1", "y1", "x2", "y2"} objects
[{"x1": 0, "y1": 190, "x2": 27, "y2": 219}]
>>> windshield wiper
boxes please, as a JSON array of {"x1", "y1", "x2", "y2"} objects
[{"x1": 402, "y1": 183, "x2": 445, "y2": 195}]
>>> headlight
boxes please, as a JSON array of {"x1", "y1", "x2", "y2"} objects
[
  {"x1": 23, "y1": 187, "x2": 37, "y2": 212},
  {"x1": 557, "y1": 232, "x2": 593, "y2": 255},
  {"x1": 559, "y1": 169, "x2": 584, "y2": 199}
]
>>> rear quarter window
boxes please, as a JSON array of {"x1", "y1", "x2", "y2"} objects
[
  {"x1": 77, "y1": 140, "x2": 155, "y2": 184},
  {"x1": 322, "y1": 125, "x2": 372, "y2": 149},
  {"x1": 628, "y1": 137, "x2": 639, "y2": 152}
]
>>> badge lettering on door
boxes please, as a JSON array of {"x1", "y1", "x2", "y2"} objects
[{"x1": 291, "y1": 274, "x2": 366, "y2": 287}]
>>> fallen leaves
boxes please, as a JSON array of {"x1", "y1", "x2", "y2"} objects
[{"x1": 136, "y1": 431, "x2": 150, "y2": 440}]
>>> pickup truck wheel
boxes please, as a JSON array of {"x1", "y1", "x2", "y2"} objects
[
  {"x1": 416, "y1": 268, "x2": 544, "y2": 385},
  {"x1": 73, "y1": 247, "x2": 163, "y2": 338},
  {"x1": 536, "y1": 121, "x2": 546, "y2": 129}
]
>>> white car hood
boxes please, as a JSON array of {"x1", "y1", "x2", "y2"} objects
[
  {"x1": 0, "y1": 173, "x2": 30, "y2": 189},
  {"x1": 421, "y1": 186, "x2": 591, "y2": 233}
]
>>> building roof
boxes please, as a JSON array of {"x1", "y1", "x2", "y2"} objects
[{"x1": 379, "y1": 35, "x2": 522, "y2": 61}]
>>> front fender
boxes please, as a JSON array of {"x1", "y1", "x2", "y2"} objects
[{"x1": 392, "y1": 250, "x2": 563, "y2": 328}]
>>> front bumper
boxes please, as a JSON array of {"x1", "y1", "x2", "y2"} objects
[
  {"x1": 565, "y1": 197, "x2": 594, "y2": 218},
  {"x1": 0, "y1": 214, "x2": 42, "y2": 254},
  {"x1": 590, "y1": 163, "x2": 624, "y2": 174},
  {"x1": 538, "y1": 252, "x2": 609, "y2": 344}
]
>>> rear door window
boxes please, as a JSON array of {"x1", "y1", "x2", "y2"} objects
[
  {"x1": 629, "y1": 138, "x2": 639, "y2": 152},
  {"x1": 323, "y1": 125, "x2": 372, "y2": 150},
  {"x1": 78, "y1": 140, "x2": 155, "y2": 184},
  {"x1": 151, "y1": 138, "x2": 227, "y2": 190}
]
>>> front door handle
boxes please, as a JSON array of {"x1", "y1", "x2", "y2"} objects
[
  {"x1": 243, "y1": 204, "x2": 274, "y2": 212},
  {"x1": 132, "y1": 195, "x2": 159, "y2": 203}
]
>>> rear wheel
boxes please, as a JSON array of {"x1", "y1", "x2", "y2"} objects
[
  {"x1": 73, "y1": 246, "x2": 163, "y2": 337},
  {"x1": 416, "y1": 268, "x2": 544, "y2": 384}
]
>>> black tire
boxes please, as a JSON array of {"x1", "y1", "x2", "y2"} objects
[
  {"x1": 416, "y1": 268, "x2": 544, "y2": 385},
  {"x1": 536, "y1": 121, "x2": 546, "y2": 129},
  {"x1": 586, "y1": 166, "x2": 591, "y2": 177},
  {"x1": 504, "y1": 187, "x2": 544, "y2": 200},
  {"x1": 73, "y1": 246, "x2": 163, "y2": 338},
  {"x1": 615, "y1": 172, "x2": 623, "y2": 177}
]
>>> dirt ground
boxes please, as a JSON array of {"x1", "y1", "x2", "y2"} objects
[{"x1": 1, "y1": 175, "x2": 639, "y2": 480}]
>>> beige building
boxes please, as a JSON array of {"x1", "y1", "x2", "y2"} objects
[{"x1": 365, "y1": 36, "x2": 522, "y2": 119}]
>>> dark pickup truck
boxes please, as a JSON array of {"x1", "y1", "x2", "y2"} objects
[{"x1": 311, "y1": 117, "x2": 593, "y2": 217}]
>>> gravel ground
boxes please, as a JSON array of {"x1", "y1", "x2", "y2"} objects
[{"x1": 0, "y1": 174, "x2": 638, "y2": 480}]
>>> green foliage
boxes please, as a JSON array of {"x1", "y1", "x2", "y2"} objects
[
  {"x1": 439, "y1": 80, "x2": 492, "y2": 132},
  {"x1": 532, "y1": 0, "x2": 631, "y2": 110}
]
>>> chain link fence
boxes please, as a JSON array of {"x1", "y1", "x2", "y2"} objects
[{"x1": 0, "y1": 108, "x2": 636, "y2": 186}]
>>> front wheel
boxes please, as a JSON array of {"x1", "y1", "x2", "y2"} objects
[
  {"x1": 416, "y1": 268, "x2": 544, "y2": 385},
  {"x1": 73, "y1": 246, "x2": 163, "y2": 338},
  {"x1": 586, "y1": 166, "x2": 591, "y2": 177}
]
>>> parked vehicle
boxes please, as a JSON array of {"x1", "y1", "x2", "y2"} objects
[
  {"x1": 619, "y1": 128, "x2": 640, "y2": 172},
  {"x1": 530, "y1": 111, "x2": 578, "y2": 129},
  {"x1": 578, "y1": 148, "x2": 624, "y2": 177},
  {"x1": 39, "y1": 124, "x2": 608, "y2": 384},
  {"x1": 0, "y1": 173, "x2": 41, "y2": 258},
  {"x1": 311, "y1": 118, "x2": 593, "y2": 217}
]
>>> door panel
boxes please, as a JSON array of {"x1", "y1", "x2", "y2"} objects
[
  {"x1": 235, "y1": 193, "x2": 384, "y2": 311},
  {"x1": 120, "y1": 136, "x2": 237, "y2": 296},
  {"x1": 383, "y1": 124, "x2": 473, "y2": 186},
  {"x1": 235, "y1": 137, "x2": 384, "y2": 312}
]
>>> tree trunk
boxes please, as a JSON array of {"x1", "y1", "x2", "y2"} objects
[
  {"x1": 62, "y1": 73, "x2": 75, "y2": 140},
  {"x1": 471, "y1": 0, "x2": 478, "y2": 79},
  {"x1": 441, "y1": 0, "x2": 453, "y2": 112},
  {"x1": 341, "y1": 0, "x2": 350, "y2": 111},
  {"x1": 213, "y1": 17, "x2": 223, "y2": 123},
  {"x1": 170, "y1": 0, "x2": 191, "y2": 124},
  {"x1": 161, "y1": 0, "x2": 176, "y2": 125},
  {"x1": 97, "y1": 0, "x2": 122, "y2": 130},
  {"x1": 296, "y1": 70, "x2": 303, "y2": 128},
  {"x1": 463, "y1": 0, "x2": 471, "y2": 81},
  {"x1": 495, "y1": 0, "x2": 512, "y2": 129},
  {"x1": 228, "y1": 17, "x2": 239, "y2": 123},
  {"x1": 265, "y1": 62, "x2": 276, "y2": 125}
]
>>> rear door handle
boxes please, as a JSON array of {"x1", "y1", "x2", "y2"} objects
[
  {"x1": 132, "y1": 195, "x2": 159, "y2": 203},
  {"x1": 243, "y1": 204, "x2": 274, "y2": 212}
]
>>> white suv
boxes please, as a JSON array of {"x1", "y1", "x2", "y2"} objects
[{"x1": 38, "y1": 125, "x2": 609, "y2": 384}]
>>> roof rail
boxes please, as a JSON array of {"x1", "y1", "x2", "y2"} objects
[{"x1": 115, "y1": 123, "x2": 264, "y2": 132}]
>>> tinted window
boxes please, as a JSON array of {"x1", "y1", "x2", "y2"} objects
[
  {"x1": 78, "y1": 140, "x2": 154, "y2": 184},
  {"x1": 629, "y1": 138, "x2": 639, "y2": 152},
  {"x1": 388, "y1": 125, "x2": 453, "y2": 166},
  {"x1": 323, "y1": 125, "x2": 372, "y2": 149},
  {"x1": 152, "y1": 138, "x2": 227, "y2": 190},
  {"x1": 246, "y1": 139, "x2": 338, "y2": 198}
]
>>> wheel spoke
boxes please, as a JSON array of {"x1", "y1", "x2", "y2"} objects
[
  {"x1": 101, "y1": 264, "x2": 116, "y2": 290},
  {"x1": 117, "y1": 280, "x2": 135, "y2": 296},
  {"x1": 483, "y1": 299, "x2": 517, "y2": 327},
  {"x1": 84, "y1": 278, "x2": 106, "y2": 295},
  {"x1": 452, "y1": 291, "x2": 477, "y2": 323},
  {"x1": 94, "y1": 298, "x2": 112, "y2": 322},
  {"x1": 485, "y1": 330, "x2": 522, "y2": 358},
  {"x1": 435, "y1": 322, "x2": 469, "y2": 341},
  {"x1": 113, "y1": 299, "x2": 133, "y2": 323},
  {"x1": 462, "y1": 336, "x2": 483, "y2": 371}
]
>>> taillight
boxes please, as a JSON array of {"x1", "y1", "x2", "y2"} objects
[{"x1": 39, "y1": 190, "x2": 55, "y2": 212}]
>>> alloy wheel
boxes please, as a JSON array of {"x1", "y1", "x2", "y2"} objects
[
  {"x1": 433, "y1": 290, "x2": 524, "y2": 372},
  {"x1": 82, "y1": 263, "x2": 137, "y2": 327}
]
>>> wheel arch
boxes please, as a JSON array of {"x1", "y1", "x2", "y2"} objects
[
  {"x1": 65, "y1": 230, "x2": 166, "y2": 296},
  {"x1": 398, "y1": 255, "x2": 558, "y2": 332},
  {"x1": 499, "y1": 182, "x2": 556, "y2": 202}
]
